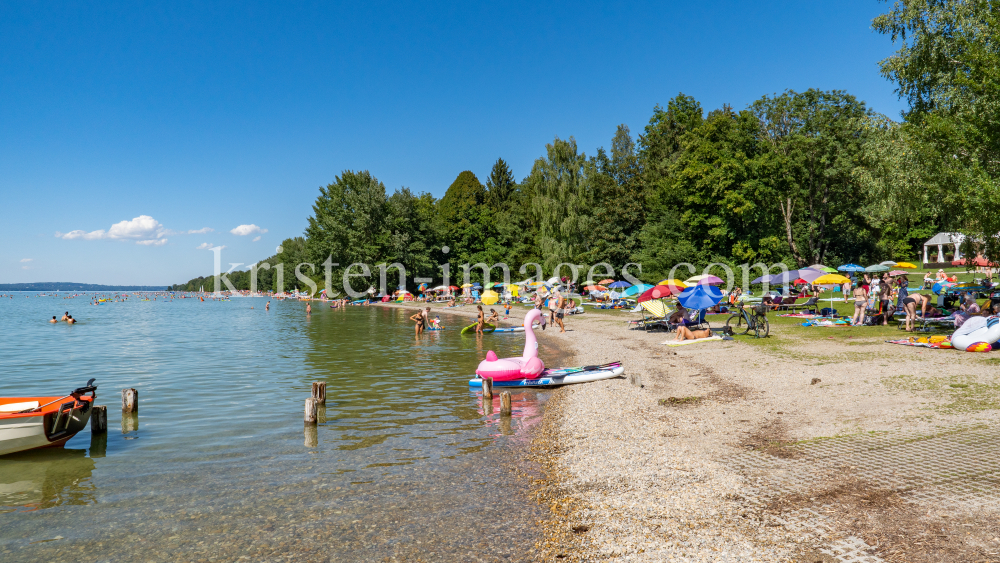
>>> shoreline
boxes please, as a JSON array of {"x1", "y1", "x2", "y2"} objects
[{"x1": 376, "y1": 301, "x2": 1000, "y2": 561}]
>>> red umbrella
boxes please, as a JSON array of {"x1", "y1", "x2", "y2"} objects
[
  {"x1": 448, "y1": 285, "x2": 460, "y2": 290},
  {"x1": 637, "y1": 284, "x2": 684, "y2": 303}
]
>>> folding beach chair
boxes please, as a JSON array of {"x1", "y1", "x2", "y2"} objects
[
  {"x1": 628, "y1": 299, "x2": 670, "y2": 330},
  {"x1": 783, "y1": 296, "x2": 820, "y2": 313}
]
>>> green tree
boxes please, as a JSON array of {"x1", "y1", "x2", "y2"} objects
[
  {"x1": 438, "y1": 170, "x2": 487, "y2": 266},
  {"x1": 485, "y1": 158, "x2": 517, "y2": 209},
  {"x1": 305, "y1": 170, "x2": 389, "y2": 270},
  {"x1": 523, "y1": 137, "x2": 594, "y2": 268}
]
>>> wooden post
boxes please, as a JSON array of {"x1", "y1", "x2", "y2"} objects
[
  {"x1": 121, "y1": 388, "x2": 138, "y2": 413},
  {"x1": 121, "y1": 412, "x2": 138, "y2": 434},
  {"x1": 304, "y1": 397, "x2": 318, "y2": 424},
  {"x1": 91, "y1": 405, "x2": 107, "y2": 434},
  {"x1": 311, "y1": 382, "x2": 327, "y2": 405},
  {"x1": 500, "y1": 391, "x2": 512, "y2": 416},
  {"x1": 482, "y1": 377, "x2": 493, "y2": 402}
]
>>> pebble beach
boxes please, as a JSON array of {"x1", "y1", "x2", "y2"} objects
[{"x1": 386, "y1": 301, "x2": 1000, "y2": 562}]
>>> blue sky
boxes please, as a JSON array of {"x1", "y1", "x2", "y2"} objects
[{"x1": 1, "y1": 1, "x2": 906, "y2": 285}]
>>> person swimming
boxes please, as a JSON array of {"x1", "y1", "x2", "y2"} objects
[
  {"x1": 61, "y1": 311, "x2": 69, "y2": 321},
  {"x1": 66, "y1": 315, "x2": 77, "y2": 324},
  {"x1": 49, "y1": 316, "x2": 57, "y2": 323}
]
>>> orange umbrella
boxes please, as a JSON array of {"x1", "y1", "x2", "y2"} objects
[
  {"x1": 584, "y1": 285, "x2": 608, "y2": 291},
  {"x1": 599, "y1": 279, "x2": 614, "y2": 285}
]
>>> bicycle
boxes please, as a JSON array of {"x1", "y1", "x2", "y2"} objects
[{"x1": 725, "y1": 301, "x2": 770, "y2": 338}]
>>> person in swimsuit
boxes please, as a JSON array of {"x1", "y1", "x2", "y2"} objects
[
  {"x1": 674, "y1": 326, "x2": 713, "y2": 341},
  {"x1": 901, "y1": 293, "x2": 931, "y2": 331},
  {"x1": 50, "y1": 316, "x2": 57, "y2": 323},
  {"x1": 266, "y1": 301, "x2": 270, "y2": 311},
  {"x1": 409, "y1": 310, "x2": 425, "y2": 336},
  {"x1": 475, "y1": 305, "x2": 486, "y2": 334},
  {"x1": 306, "y1": 303, "x2": 312, "y2": 314},
  {"x1": 851, "y1": 284, "x2": 868, "y2": 325},
  {"x1": 61, "y1": 311, "x2": 69, "y2": 321},
  {"x1": 879, "y1": 274, "x2": 893, "y2": 325},
  {"x1": 66, "y1": 315, "x2": 77, "y2": 324},
  {"x1": 554, "y1": 295, "x2": 566, "y2": 333},
  {"x1": 423, "y1": 307, "x2": 431, "y2": 330}
]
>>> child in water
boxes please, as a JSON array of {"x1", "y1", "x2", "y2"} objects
[{"x1": 431, "y1": 316, "x2": 442, "y2": 330}]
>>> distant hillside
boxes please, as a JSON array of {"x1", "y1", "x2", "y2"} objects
[{"x1": 0, "y1": 282, "x2": 169, "y2": 292}]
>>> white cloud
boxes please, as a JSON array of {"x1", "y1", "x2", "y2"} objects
[
  {"x1": 57, "y1": 215, "x2": 166, "y2": 241},
  {"x1": 57, "y1": 229, "x2": 106, "y2": 240},
  {"x1": 21, "y1": 265, "x2": 30, "y2": 270},
  {"x1": 230, "y1": 224, "x2": 267, "y2": 236},
  {"x1": 252, "y1": 236, "x2": 261, "y2": 242},
  {"x1": 196, "y1": 242, "x2": 213, "y2": 250},
  {"x1": 187, "y1": 227, "x2": 214, "y2": 234},
  {"x1": 136, "y1": 238, "x2": 168, "y2": 246},
  {"x1": 20, "y1": 258, "x2": 33, "y2": 263}
]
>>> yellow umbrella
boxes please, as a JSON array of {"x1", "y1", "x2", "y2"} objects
[
  {"x1": 895, "y1": 262, "x2": 917, "y2": 269},
  {"x1": 481, "y1": 289, "x2": 499, "y2": 305},
  {"x1": 461, "y1": 283, "x2": 473, "y2": 288},
  {"x1": 813, "y1": 274, "x2": 850, "y2": 284},
  {"x1": 657, "y1": 279, "x2": 688, "y2": 287},
  {"x1": 813, "y1": 273, "x2": 851, "y2": 310}
]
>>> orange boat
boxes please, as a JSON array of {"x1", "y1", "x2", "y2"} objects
[{"x1": 0, "y1": 379, "x2": 97, "y2": 457}]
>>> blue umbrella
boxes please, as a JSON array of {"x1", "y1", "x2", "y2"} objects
[
  {"x1": 677, "y1": 284, "x2": 724, "y2": 310},
  {"x1": 837, "y1": 264, "x2": 865, "y2": 272},
  {"x1": 607, "y1": 281, "x2": 632, "y2": 289},
  {"x1": 472, "y1": 283, "x2": 483, "y2": 289},
  {"x1": 622, "y1": 283, "x2": 654, "y2": 297},
  {"x1": 750, "y1": 274, "x2": 773, "y2": 284}
]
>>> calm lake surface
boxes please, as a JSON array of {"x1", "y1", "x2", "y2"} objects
[{"x1": 0, "y1": 293, "x2": 562, "y2": 562}]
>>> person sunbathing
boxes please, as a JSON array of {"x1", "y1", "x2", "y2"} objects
[{"x1": 674, "y1": 326, "x2": 713, "y2": 341}]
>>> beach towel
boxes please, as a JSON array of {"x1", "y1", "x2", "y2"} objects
[
  {"x1": 801, "y1": 318, "x2": 853, "y2": 327},
  {"x1": 663, "y1": 335, "x2": 725, "y2": 346},
  {"x1": 886, "y1": 335, "x2": 953, "y2": 349}
]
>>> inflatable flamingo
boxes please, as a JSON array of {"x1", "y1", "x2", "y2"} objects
[
  {"x1": 476, "y1": 308, "x2": 547, "y2": 381},
  {"x1": 950, "y1": 315, "x2": 1000, "y2": 352}
]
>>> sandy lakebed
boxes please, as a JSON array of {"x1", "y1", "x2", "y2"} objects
[{"x1": 378, "y1": 300, "x2": 1000, "y2": 562}]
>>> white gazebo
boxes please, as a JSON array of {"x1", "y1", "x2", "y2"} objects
[{"x1": 922, "y1": 232, "x2": 965, "y2": 264}]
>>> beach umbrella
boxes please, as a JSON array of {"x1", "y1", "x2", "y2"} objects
[
  {"x1": 750, "y1": 274, "x2": 773, "y2": 284},
  {"x1": 472, "y1": 283, "x2": 483, "y2": 289},
  {"x1": 583, "y1": 285, "x2": 608, "y2": 291},
  {"x1": 796, "y1": 269, "x2": 826, "y2": 283},
  {"x1": 417, "y1": 283, "x2": 428, "y2": 292},
  {"x1": 807, "y1": 264, "x2": 837, "y2": 273},
  {"x1": 880, "y1": 261, "x2": 897, "y2": 266},
  {"x1": 677, "y1": 285, "x2": 724, "y2": 310},
  {"x1": 546, "y1": 276, "x2": 560, "y2": 285},
  {"x1": 768, "y1": 270, "x2": 803, "y2": 285},
  {"x1": 837, "y1": 264, "x2": 865, "y2": 272},
  {"x1": 598, "y1": 278, "x2": 615, "y2": 285},
  {"x1": 865, "y1": 264, "x2": 889, "y2": 273},
  {"x1": 895, "y1": 262, "x2": 918, "y2": 269},
  {"x1": 492, "y1": 282, "x2": 506, "y2": 288},
  {"x1": 607, "y1": 281, "x2": 632, "y2": 289},
  {"x1": 481, "y1": 290, "x2": 499, "y2": 305},
  {"x1": 888, "y1": 270, "x2": 910, "y2": 276},
  {"x1": 812, "y1": 273, "x2": 851, "y2": 309},
  {"x1": 637, "y1": 284, "x2": 684, "y2": 303},
  {"x1": 657, "y1": 279, "x2": 688, "y2": 287},
  {"x1": 448, "y1": 285, "x2": 459, "y2": 291},
  {"x1": 685, "y1": 274, "x2": 724, "y2": 285},
  {"x1": 461, "y1": 283, "x2": 473, "y2": 288},
  {"x1": 622, "y1": 283, "x2": 654, "y2": 297}
]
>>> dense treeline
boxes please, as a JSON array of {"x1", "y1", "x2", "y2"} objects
[{"x1": 172, "y1": 1, "x2": 999, "y2": 294}]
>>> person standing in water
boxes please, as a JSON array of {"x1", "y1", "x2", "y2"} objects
[
  {"x1": 409, "y1": 310, "x2": 425, "y2": 336},
  {"x1": 475, "y1": 304, "x2": 486, "y2": 334},
  {"x1": 306, "y1": 303, "x2": 312, "y2": 314},
  {"x1": 61, "y1": 311, "x2": 69, "y2": 321},
  {"x1": 49, "y1": 316, "x2": 58, "y2": 323},
  {"x1": 266, "y1": 301, "x2": 270, "y2": 311}
]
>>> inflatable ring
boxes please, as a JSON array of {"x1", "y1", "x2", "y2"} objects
[{"x1": 951, "y1": 315, "x2": 1000, "y2": 352}]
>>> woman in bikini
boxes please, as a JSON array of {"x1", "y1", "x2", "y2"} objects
[
  {"x1": 409, "y1": 310, "x2": 425, "y2": 336},
  {"x1": 851, "y1": 284, "x2": 868, "y2": 325},
  {"x1": 475, "y1": 305, "x2": 486, "y2": 334}
]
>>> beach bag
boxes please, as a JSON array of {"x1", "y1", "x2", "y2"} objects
[{"x1": 820, "y1": 307, "x2": 835, "y2": 317}]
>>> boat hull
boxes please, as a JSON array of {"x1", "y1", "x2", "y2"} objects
[{"x1": 0, "y1": 396, "x2": 93, "y2": 457}]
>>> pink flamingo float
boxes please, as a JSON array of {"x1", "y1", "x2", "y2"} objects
[{"x1": 476, "y1": 308, "x2": 546, "y2": 381}]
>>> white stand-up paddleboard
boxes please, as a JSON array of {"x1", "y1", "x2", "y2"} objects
[{"x1": 469, "y1": 362, "x2": 624, "y2": 388}]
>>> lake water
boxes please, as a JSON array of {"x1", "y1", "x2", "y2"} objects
[{"x1": 0, "y1": 293, "x2": 562, "y2": 562}]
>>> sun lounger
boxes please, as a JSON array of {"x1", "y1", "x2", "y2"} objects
[
  {"x1": 627, "y1": 299, "x2": 671, "y2": 330},
  {"x1": 782, "y1": 296, "x2": 820, "y2": 313}
]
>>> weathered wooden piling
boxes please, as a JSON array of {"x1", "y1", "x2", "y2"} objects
[
  {"x1": 121, "y1": 388, "x2": 138, "y2": 413},
  {"x1": 304, "y1": 397, "x2": 318, "y2": 424},
  {"x1": 91, "y1": 405, "x2": 107, "y2": 434},
  {"x1": 311, "y1": 382, "x2": 327, "y2": 405},
  {"x1": 500, "y1": 391, "x2": 512, "y2": 416},
  {"x1": 482, "y1": 377, "x2": 494, "y2": 402}
]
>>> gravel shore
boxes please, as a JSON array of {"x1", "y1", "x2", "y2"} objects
[{"x1": 380, "y1": 302, "x2": 1000, "y2": 561}]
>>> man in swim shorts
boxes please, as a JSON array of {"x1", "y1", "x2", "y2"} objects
[
  {"x1": 554, "y1": 295, "x2": 566, "y2": 333},
  {"x1": 50, "y1": 316, "x2": 58, "y2": 323},
  {"x1": 901, "y1": 293, "x2": 931, "y2": 331}
]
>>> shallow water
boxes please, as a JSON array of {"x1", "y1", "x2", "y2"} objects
[{"x1": 0, "y1": 293, "x2": 559, "y2": 562}]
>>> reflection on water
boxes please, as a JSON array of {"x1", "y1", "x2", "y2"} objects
[
  {"x1": 0, "y1": 295, "x2": 563, "y2": 561},
  {"x1": 0, "y1": 449, "x2": 95, "y2": 513}
]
